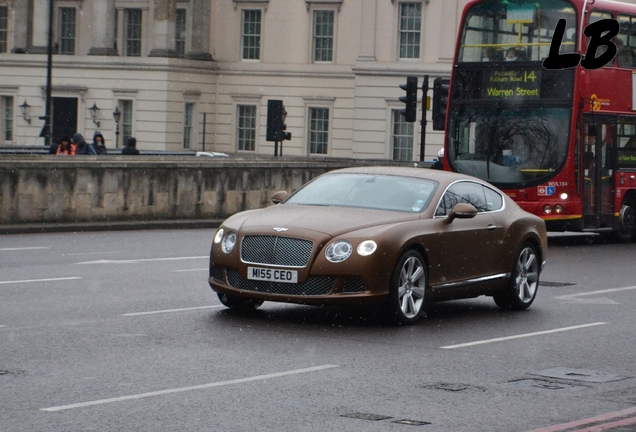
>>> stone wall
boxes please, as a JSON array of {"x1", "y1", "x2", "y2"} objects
[{"x1": 0, "y1": 156, "x2": 413, "y2": 225}]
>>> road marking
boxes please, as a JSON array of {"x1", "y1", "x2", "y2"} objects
[
  {"x1": 121, "y1": 305, "x2": 224, "y2": 316},
  {"x1": 77, "y1": 256, "x2": 207, "y2": 265},
  {"x1": 0, "y1": 277, "x2": 82, "y2": 285},
  {"x1": 41, "y1": 364, "x2": 339, "y2": 412},
  {"x1": 527, "y1": 406, "x2": 636, "y2": 432},
  {"x1": 441, "y1": 322, "x2": 607, "y2": 350},
  {"x1": 174, "y1": 268, "x2": 208, "y2": 272},
  {"x1": 555, "y1": 285, "x2": 636, "y2": 305},
  {"x1": 0, "y1": 247, "x2": 50, "y2": 251}
]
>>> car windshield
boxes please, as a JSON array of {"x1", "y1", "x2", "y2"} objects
[{"x1": 285, "y1": 173, "x2": 438, "y2": 213}]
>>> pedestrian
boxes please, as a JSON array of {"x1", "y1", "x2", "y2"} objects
[
  {"x1": 92, "y1": 131, "x2": 108, "y2": 155},
  {"x1": 72, "y1": 133, "x2": 98, "y2": 155},
  {"x1": 430, "y1": 148, "x2": 444, "y2": 170},
  {"x1": 52, "y1": 135, "x2": 76, "y2": 155},
  {"x1": 122, "y1": 137, "x2": 140, "y2": 155}
]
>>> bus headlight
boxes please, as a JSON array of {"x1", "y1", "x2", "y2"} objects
[
  {"x1": 543, "y1": 205, "x2": 552, "y2": 214},
  {"x1": 560, "y1": 192, "x2": 568, "y2": 200},
  {"x1": 555, "y1": 204, "x2": 564, "y2": 214}
]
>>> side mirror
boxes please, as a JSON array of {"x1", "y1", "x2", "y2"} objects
[
  {"x1": 447, "y1": 202, "x2": 478, "y2": 223},
  {"x1": 271, "y1": 190, "x2": 289, "y2": 204}
]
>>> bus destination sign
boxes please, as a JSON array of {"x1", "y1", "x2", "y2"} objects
[{"x1": 483, "y1": 69, "x2": 542, "y2": 99}]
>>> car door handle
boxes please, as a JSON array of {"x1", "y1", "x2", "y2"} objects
[{"x1": 487, "y1": 224, "x2": 497, "y2": 231}]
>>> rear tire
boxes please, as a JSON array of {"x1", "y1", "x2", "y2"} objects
[
  {"x1": 385, "y1": 250, "x2": 427, "y2": 325},
  {"x1": 615, "y1": 197, "x2": 635, "y2": 243},
  {"x1": 217, "y1": 293, "x2": 263, "y2": 311},
  {"x1": 494, "y1": 242, "x2": 539, "y2": 310}
]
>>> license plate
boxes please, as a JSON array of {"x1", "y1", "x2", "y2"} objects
[{"x1": 247, "y1": 267, "x2": 298, "y2": 283}]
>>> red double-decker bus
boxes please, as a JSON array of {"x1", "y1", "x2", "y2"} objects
[{"x1": 444, "y1": 0, "x2": 636, "y2": 242}]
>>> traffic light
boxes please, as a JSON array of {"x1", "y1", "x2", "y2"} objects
[
  {"x1": 266, "y1": 99, "x2": 291, "y2": 142},
  {"x1": 399, "y1": 76, "x2": 418, "y2": 123},
  {"x1": 432, "y1": 77, "x2": 450, "y2": 131}
]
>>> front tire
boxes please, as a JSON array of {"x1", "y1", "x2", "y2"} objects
[
  {"x1": 494, "y1": 242, "x2": 539, "y2": 310},
  {"x1": 385, "y1": 250, "x2": 427, "y2": 325},
  {"x1": 217, "y1": 293, "x2": 263, "y2": 311}
]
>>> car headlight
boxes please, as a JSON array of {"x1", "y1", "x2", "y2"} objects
[
  {"x1": 221, "y1": 232, "x2": 237, "y2": 253},
  {"x1": 357, "y1": 240, "x2": 377, "y2": 256},
  {"x1": 214, "y1": 228, "x2": 224, "y2": 244},
  {"x1": 325, "y1": 240, "x2": 352, "y2": 263}
]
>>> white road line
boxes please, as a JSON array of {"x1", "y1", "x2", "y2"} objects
[
  {"x1": 174, "y1": 268, "x2": 208, "y2": 273},
  {"x1": 441, "y1": 322, "x2": 607, "y2": 350},
  {"x1": 77, "y1": 256, "x2": 207, "y2": 265},
  {"x1": 0, "y1": 247, "x2": 50, "y2": 251},
  {"x1": 121, "y1": 305, "x2": 224, "y2": 316},
  {"x1": 0, "y1": 277, "x2": 82, "y2": 285},
  {"x1": 41, "y1": 364, "x2": 340, "y2": 412},
  {"x1": 555, "y1": 285, "x2": 636, "y2": 304}
]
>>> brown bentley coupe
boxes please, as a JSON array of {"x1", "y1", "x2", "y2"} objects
[{"x1": 209, "y1": 166, "x2": 547, "y2": 324}]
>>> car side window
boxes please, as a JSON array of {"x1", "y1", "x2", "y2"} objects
[
  {"x1": 483, "y1": 186, "x2": 503, "y2": 211},
  {"x1": 435, "y1": 181, "x2": 489, "y2": 216}
]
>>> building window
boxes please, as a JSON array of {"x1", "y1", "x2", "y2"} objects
[
  {"x1": 237, "y1": 105, "x2": 256, "y2": 151},
  {"x1": 176, "y1": 8, "x2": 186, "y2": 58},
  {"x1": 125, "y1": 9, "x2": 142, "y2": 57},
  {"x1": 183, "y1": 103, "x2": 194, "y2": 149},
  {"x1": 58, "y1": 7, "x2": 76, "y2": 55},
  {"x1": 399, "y1": 2, "x2": 422, "y2": 59},
  {"x1": 313, "y1": 10, "x2": 334, "y2": 62},
  {"x1": 392, "y1": 110, "x2": 414, "y2": 161},
  {"x1": 242, "y1": 10, "x2": 261, "y2": 60},
  {"x1": 121, "y1": 100, "x2": 133, "y2": 144},
  {"x1": 309, "y1": 107, "x2": 329, "y2": 155},
  {"x1": 2, "y1": 96, "x2": 13, "y2": 143},
  {"x1": 0, "y1": 6, "x2": 7, "y2": 53}
]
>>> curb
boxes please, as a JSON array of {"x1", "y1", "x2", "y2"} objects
[{"x1": 0, "y1": 219, "x2": 224, "y2": 235}]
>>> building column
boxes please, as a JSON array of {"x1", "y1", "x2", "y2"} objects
[
  {"x1": 148, "y1": 0, "x2": 178, "y2": 58},
  {"x1": 357, "y1": 0, "x2": 377, "y2": 62},
  {"x1": 11, "y1": 0, "x2": 29, "y2": 53},
  {"x1": 88, "y1": 0, "x2": 118, "y2": 55},
  {"x1": 28, "y1": 0, "x2": 50, "y2": 54},
  {"x1": 186, "y1": 0, "x2": 213, "y2": 61}
]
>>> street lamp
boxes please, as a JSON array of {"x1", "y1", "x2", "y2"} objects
[
  {"x1": 19, "y1": 100, "x2": 31, "y2": 124},
  {"x1": 89, "y1": 103, "x2": 100, "y2": 127},
  {"x1": 113, "y1": 106, "x2": 121, "y2": 149}
]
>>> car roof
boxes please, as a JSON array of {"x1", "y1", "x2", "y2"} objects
[{"x1": 327, "y1": 166, "x2": 487, "y2": 187}]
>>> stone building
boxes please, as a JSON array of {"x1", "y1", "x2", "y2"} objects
[{"x1": 0, "y1": 0, "x2": 469, "y2": 160}]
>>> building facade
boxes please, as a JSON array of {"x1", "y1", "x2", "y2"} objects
[{"x1": 0, "y1": 0, "x2": 470, "y2": 160}]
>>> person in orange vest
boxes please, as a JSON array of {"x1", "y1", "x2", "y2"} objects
[{"x1": 53, "y1": 136, "x2": 76, "y2": 155}]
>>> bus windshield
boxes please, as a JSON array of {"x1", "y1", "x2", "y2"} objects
[
  {"x1": 459, "y1": 0, "x2": 577, "y2": 63},
  {"x1": 448, "y1": 106, "x2": 571, "y2": 188}
]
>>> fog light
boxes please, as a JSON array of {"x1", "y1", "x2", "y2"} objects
[
  {"x1": 560, "y1": 192, "x2": 568, "y2": 200},
  {"x1": 543, "y1": 205, "x2": 552, "y2": 214},
  {"x1": 555, "y1": 204, "x2": 564, "y2": 214}
]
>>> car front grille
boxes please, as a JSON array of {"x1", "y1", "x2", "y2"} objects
[
  {"x1": 226, "y1": 269, "x2": 334, "y2": 296},
  {"x1": 241, "y1": 235, "x2": 314, "y2": 268}
]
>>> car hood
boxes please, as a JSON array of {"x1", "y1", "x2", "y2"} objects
[{"x1": 227, "y1": 204, "x2": 420, "y2": 237}]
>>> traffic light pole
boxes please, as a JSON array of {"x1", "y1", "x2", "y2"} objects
[{"x1": 420, "y1": 75, "x2": 429, "y2": 162}]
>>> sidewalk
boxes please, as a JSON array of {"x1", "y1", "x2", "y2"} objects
[{"x1": 0, "y1": 219, "x2": 224, "y2": 235}]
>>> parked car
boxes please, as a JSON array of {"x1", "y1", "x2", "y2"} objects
[{"x1": 208, "y1": 166, "x2": 547, "y2": 324}]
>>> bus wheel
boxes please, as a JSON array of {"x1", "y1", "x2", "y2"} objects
[{"x1": 616, "y1": 198, "x2": 635, "y2": 243}]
